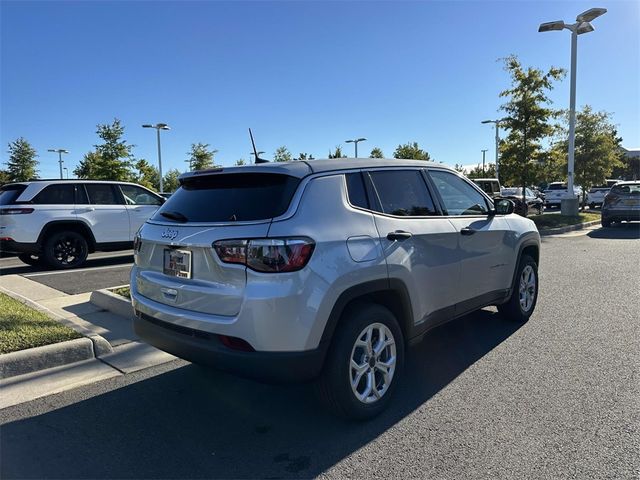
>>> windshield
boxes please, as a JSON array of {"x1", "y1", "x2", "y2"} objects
[
  {"x1": 151, "y1": 173, "x2": 301, "y2": 223},
  {"x1": 611, "y1": 184, "x2": 640, "y2": 195}
]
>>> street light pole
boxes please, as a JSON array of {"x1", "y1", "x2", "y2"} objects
[
  {"x1": 63, "y1": 167, "x2": 68, "y2": 179},
  {"x1": 481, "y1": 119, "x2": 504, "y2": 180},
  {"x1": 481, "y1": 149, "x2": 488, "y2": 175},
  {"x1": 345, "y1": 138, "x2": 367, "y2": 158},
  {"x1": 47, "y1": 148, "x2": 69, "y2": 179},
  {"x1": 142, "y1": 123, "x2": 170, "y2": 194},
  {"x1": 538, "y1": 7, "x2": 606, "y2": 215}
]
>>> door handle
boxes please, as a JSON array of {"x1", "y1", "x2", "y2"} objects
[
  {"x1": 460, "y1": 227, "x2": 476, "y2": 236},
  {"x1": 386, "y1": 230, "x2": 413, "y2": 241}
]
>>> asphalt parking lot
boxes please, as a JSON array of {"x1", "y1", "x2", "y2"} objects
[
  {"x1": 0, "y1": 251, "x2": 132, "y2": 294},
  {"x1": 1, "y1": 223, "x2": 638, "y2": 479}
]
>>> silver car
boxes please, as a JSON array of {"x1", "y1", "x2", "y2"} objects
[
  {"x1": 130, "y1": 159, "x2": 540, "y2": 419},
  {"x1": 601, "y1": 181, "x2": 640, "y2": 227}
]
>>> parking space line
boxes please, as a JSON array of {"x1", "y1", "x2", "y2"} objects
[{"x1": 23, "y1": 264, "x2": 133, "y2": 277}]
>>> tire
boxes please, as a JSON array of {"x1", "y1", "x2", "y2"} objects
[
  {"x1": 42, "y1": 230, "x2": 89, "y2": 269},
  {"x1": 316, "y1": 303, "x2": 404, "y2": 420},
  {"x1": 601, "y1": 217, "x2": 612, "y2": 228},
  {"x1": 589, "y1": 203, "x2": 596, "y2": 210},
  {"x1": 18, "y1": 253, "x2": 43, "y2": 267},
  {"x1": 497, "y1": 254, "x2": 538, "y2": 323}
]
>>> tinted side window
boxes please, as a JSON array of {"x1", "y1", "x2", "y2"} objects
[
  {"x1": 345, "y1": 173, "x2": 368, "y2": 209},
  {"x1": 0, "y1": 185, "x2": 27, "y2": 205},
  {"x1": 428, "y1": 170, "x2": 489, "y2": 216},
  {"x1": 120, "y1": 184, "x2": 162, "y2": 206},
  {"x1": 368, "y1": 170, "x2": 437, "y2": 217},
  {"x1": 33, "y1": 184, "x2": 75, "y2": 204},
  {"x1": 85, "y1": 184, "x2": 120, "y2": 205}
]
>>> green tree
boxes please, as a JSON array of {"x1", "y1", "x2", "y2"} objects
[
  {"x1": 92, "y1": 119, "x2": 135, "y2": 180},
  {"x1": 6, "y1": 137, "x2": 38, "y2": 181},
  {"x1": 369, "y1": 147, "x2": 384, "y2": 158},
  {"x1": 187, "y1": 143, "x2": 218, "y2": 171},
  {"x1": 273, "y1": 146, "x2": 293, "y2": 162},
  {"x1": 393, "y1": 142, "x2": 431, "y2": 160},
  {"x1": 235, "y1": 158, "x2": 247, "y2": 166},
  {"x1": 453, "y1": 163, "x2": 467, "y2": 174},
  {"x1": 612, "y1": 150, "x2": 640, "y2": 180},
  {"x1": 551, "y1": 106, "x2": 624, "y2": 205},
  {"x1": 328, "y1": 146, "x2": 345, "y2": 159},
  {"x1": 162, "y1": 169, "x2": 181, "y2": 192},
  {"x1": 74, "y1": 151, "x2": 102, "y2": 179},
  {"x1": 134, "y1": 159, "x2": 160, "y2": 190},
  {"x1": 498, "y1": 55, "x2": 565, "y2": 189},
  {"x1": 0, "y1": 170, "x2": 10, "y2": 186},
  {"x1": 296, "y1": 152, "x2": 315, "y2": 161},
  {"x1": 466, "y1": 163, "x2": 497, "y2": 179}
]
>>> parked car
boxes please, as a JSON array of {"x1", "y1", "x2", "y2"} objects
[
  {"x1": 130, "y1": 159, "x2": 540, "y2": 419},
  {"x1": 543, "y1": 182, "x2": 582, "y2": 208},
  {"x1": 601, "y1": 181, "x2": 640, "y2": 227},
  {"x1": 0, "y1": 180, "x2": 164, "y2": 268},
  {"x1": 587, "y1": 180, "x2": 619, "y2": 209},
  {"x1": 501, "y1": 187, "x2": 544, "y2": 216},
  {"x1": 472, "y1": 178, "x2": 502, "y2": 198}
]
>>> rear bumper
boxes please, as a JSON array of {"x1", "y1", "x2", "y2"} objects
[
  {"x1": 133, "y1": 311, "x2": 327, "y2": 383},
  {"x1": 0, "y1": 239, "x2": 40, "y2": 255},
  {"x1": 602, "y1": 209, "x2": 640, "y2": 221}
]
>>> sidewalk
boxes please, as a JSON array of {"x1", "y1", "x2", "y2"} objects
[{"x1": 0, "y1": 275, "x2": 175, "y2": 409}]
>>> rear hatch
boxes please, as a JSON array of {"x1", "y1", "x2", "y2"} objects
[
  {"x1": 133, "y1": 171, "x2": 303, "y2": 316},
  {"x1": 605, "y1": 183, "x2": 640, "y2": 209}
]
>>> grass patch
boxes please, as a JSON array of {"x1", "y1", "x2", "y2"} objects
[
  {"x1": 111, "y1": 286, "x2": 130, "y2": 299},
  {"x1": 0, "y1": 293, "x2": 82, "y2": 354},
  {"x1": 530, "y1": 212, "x2": 601, "y2": 230}
]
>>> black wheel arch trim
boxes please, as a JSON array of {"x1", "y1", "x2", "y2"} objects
[
  {"x1": 320, "y1": 278, "x2": 414, "y2": 349},
  {"x1": 37, "y1": 220, "x2": 97, "y2": 252},
  {"x1": 509, "y1": 235, "x2": 540, "y2": 295}
]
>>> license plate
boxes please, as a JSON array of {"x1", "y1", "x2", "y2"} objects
[{"x1": 163, "y1": 249, "x2": 192, "y2": 278}]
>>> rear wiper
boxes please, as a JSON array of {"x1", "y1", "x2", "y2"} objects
[{"x1": 160, "y1": 211, "x2": 188, "y2": 222}]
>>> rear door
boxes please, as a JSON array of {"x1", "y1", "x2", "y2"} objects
[
  {"x1": 427, "y1": 169, "x2": 514, "y2": 310},
  {"x1": 75, "y1": 183, "x2": 129, "y2": 243},
  {"x1": 118, "y1": 184, "x2": 163, "y2": 240},
  {"x1": 133, "y1": 172, "x2": 301, "y2": 316},
  {"x1": 365, "y1": 168, "x2": 461, "y2": 327}
]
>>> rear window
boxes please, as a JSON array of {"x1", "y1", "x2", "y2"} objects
[
  {"x1": 546, "y1": 183, "x2": 567, "y2": 190},
  {"x1": 152, "y1": 173, "x2": 301, "y2": 223},
  {"x1": 611, "y1": 184, "x2": 640, "y2": 195},
  {"x1": 0, "y1": 184, "x2": 27, "y2": 205}
]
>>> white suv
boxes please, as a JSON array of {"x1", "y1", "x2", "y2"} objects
[
  {"x1": 0, "y1": 180, "x2": 163, "y2": 268},
  {"x1": 131, "y1": 159, "x2": 540, "y2": 419}
]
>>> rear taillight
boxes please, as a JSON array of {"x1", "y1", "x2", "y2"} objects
[
  {"x1": 0, "y1": 208, "x2": 34, "y2": 215},
  {"x1": 213, "y1": 237, "x2": 315, "y2": 273},
  {"x1": 604, "y1": 194, "x2": 618, "y2": 205},
  {"x1": 133, "y1": 234, "x2": 142, "y2": 253}
]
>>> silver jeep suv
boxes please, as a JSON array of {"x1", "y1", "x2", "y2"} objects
[{"x1": 131, "y1": 159, "x2": 540, "y2": 419}]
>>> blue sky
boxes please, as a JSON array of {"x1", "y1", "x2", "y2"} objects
[{"x1": 1, "y1": 0, "x2": 638, "y2": 178}]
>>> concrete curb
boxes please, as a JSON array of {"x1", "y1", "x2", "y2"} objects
[
  {"x1": 0, "y1": 283, "x2": 114, "y2": 380},
  {"x1": 0, "y1": 338, "x2": 95, "y2": 379},
  {"x1": 90, "y1": 287, "x2": 134, "y2": 320},
  {"x1": 539, "y1": 219, "x2": 601, "y2": 236}
]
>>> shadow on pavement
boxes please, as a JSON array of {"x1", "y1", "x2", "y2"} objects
[
  {"x1": 0, "y1": 254, "x2": 134, "y2": 276},
  {"x1": 587, "y1": 223, "x2": 640, "y2": 240},
  {"x1": 0, "y1": 309, "x2": 522, "y2": 479}
]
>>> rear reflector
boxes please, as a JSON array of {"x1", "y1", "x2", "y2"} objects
[
  {"x1": 0, "y1": 208, "x2": 34, "y2": 215},
  {"x1": 219, "y1": 335, "x2": 255, "y2": 352}
]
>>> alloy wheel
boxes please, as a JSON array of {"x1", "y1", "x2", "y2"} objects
[
  {"x1": 349, "y1": 322, "x2": 397, "y2": 404},
  {"x1": 519, "y1": 265, "x2": 536, "y2": 312}
]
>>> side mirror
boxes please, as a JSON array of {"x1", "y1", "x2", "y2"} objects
[{"x1": 494, "y1": 198, "x2": 515, "y2": 215}]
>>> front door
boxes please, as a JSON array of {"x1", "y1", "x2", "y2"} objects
[
  {"x1": 365, "y1": 169, "x2": 461, "y2": 328},
  {"x1": 427, "y1": 169, "x2": 515, "y2": 310},
  {"x1": 118, "y1": 184, "x2": 163, "y2": 240}
]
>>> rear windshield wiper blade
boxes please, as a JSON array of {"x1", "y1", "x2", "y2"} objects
[{"x1": 160, "y1": 211, "x2": 188, "y2": 222}]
